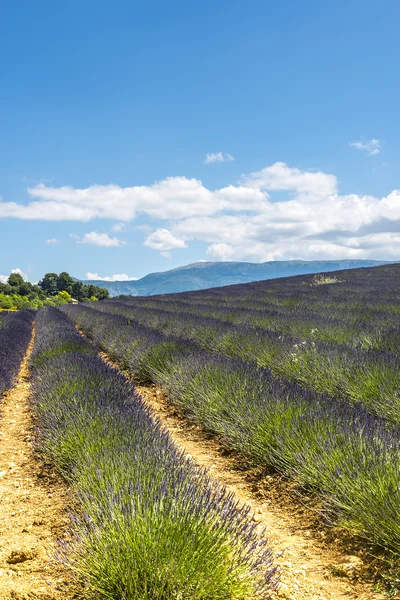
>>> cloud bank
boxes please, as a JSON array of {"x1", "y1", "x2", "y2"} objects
[
  {"x1": 86, "y1": 272, "x2": 138, "y2": 281},
  {"x1": 72, "y1": 232, "x2": 126, "y2": 247},
  {"x1": 1, "y1": 161, "x2": 400, "y2": 261}
]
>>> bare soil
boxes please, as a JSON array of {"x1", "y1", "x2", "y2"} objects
[
  {"x1": 134, "y1": 380, "x2": 386, "y2": 600},
  {"x1": 0, "y1": 327, "x2": 75, "y2": 600}
]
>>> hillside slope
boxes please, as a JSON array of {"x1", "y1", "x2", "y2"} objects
[{"x1": 82, "y1": 259, "x2": 390, "y2": 297}]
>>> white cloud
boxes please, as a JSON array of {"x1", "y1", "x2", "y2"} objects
[
  {"x1": 144, "y1": 228, "x2": 187, "y2": 252},
  {"x1": 349, "y1": 138, "x2": 381, "y2": 156},
  {"x1": 45, "y1": 237, "x2": 62, "y2": 244},
  {"x1": 0, "y1": 268, "x2": 28, "y2": 283},
  {"x1": 86, "y1": 272, "x2": 138, "y2": 281},
  {"x1": 0, "y1": 176, "x2": 267, "y2": 222},
  {"x1": 111, "y1": 222, "x2": 127, "y2": 232},
  {"x1": 2, "y1": 162, "x2": 400, "y2": 261},
  {"x1": 242, "y1": 161, "x2": 337, "y2": 201},
  {"x1": 207, "y1": 243, "x2": 235, "y2": 261},
  {"x1": 75, "y1": 232, "x2": 126, "y2": 247},
  {"x1": 204, "y1": 152, "x2": 235, "y2": 164}
]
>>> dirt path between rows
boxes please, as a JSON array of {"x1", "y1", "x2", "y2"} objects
[
  {"x1": 135, "y1": 381, "x2": 385, "y2": 600},
  {"x1": 0, "y1": 326, "x2": 74, "y2": 600}
]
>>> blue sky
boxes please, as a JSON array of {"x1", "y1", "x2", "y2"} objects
[{"x1": 1, "y1": 0, "x2": 400, "y2": 282}]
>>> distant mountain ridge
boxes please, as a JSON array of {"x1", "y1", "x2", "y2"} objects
[{"x1": 79, "y1": 260, "x2": 392, "y2": 297}]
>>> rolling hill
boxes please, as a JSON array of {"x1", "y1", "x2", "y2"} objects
[{"x1": 81, "y1": 259, "x2": 391, "y2": 297}]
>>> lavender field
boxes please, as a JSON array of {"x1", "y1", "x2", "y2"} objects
[
  {"x1": 29, "y1": 307, "x2": 277, "y2": 599},
  {"x1": 60, "y1": 263, "x2": 400, "y2": 557}
]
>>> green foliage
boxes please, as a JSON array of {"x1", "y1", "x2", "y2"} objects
[
  {"x1": 0, "y1": 293, "x2": 44, "y2": 310},
  {"x1": 38, "y1": 271, "x2": 109, "y2": 301},
  {"x1": 18, "y1": 282, "x2": 32, "y2": 296},
  {"x1": 0, "y1": 271, "x2": 109, "y2": 309},
  {"x1": 0, "y1": 294, "x2": 15, "y2": 310},
  {"x1": 58, "y1": 290, "x2": 72, "y2": 304},
  {"x1": 57, "y1": 272, "x2": 74, "y2": 294},
  {"x1": 38, "y1": 272, "x2": 59, "y2": 296},
  {"x1": 8, "y1": 272, "x2": 25, "y2": 287},
  {"x1": 0, "y1": 283, "x2": 12, "y2": 295},
  {"x1": 0, "y1": 274, "x2": 45, "y2": 308}
]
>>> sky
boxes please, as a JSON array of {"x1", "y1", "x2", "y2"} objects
[{"x1": 1, "y1": 0, "x2": 400, "y2": 282}]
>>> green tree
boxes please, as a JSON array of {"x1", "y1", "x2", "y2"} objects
[
  {"x1": 87, "y1": 283, "x2": 109, "y2": 300},
  {"x1": 71, "y1": 281, "x2": 84, "y2": 301},
  {"x1": 34, "y1": 272, "x2": 109, "y2": 303},
  {"x1": 8, "y1": 273, "x2": 25, "y2": 287},
  {"x1": 0, "y1": 283, "x2": 12, "y2": 295},
  {"x1": 18, "y1": 282, "x2": 31, "y2": 296},
  {"x1": 96, "y1": 287, "x2": 109, "y2": 300},
  {"x1": 57, "y1": 272, "x2": 74, "y2": 294},
  {"x1": 87, "y1": 284, "x2": 97, "y2": 298},
  {"x1": 38, "y1": 273, "x2": 59, "y2": 296},
  {"x1": 32, "y1": 285, "x2": 46, "y2": 299}
]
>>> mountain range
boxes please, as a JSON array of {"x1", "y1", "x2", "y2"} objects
[{"x1": 80, "y1": 260, "x2": 391, "y2": 297}]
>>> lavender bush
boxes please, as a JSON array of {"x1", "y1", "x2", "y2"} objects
[{"x1": 0, "y1": 309, "x2": 34, "y2": 398}]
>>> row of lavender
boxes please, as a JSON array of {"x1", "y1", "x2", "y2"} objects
[
  {"x1": 153, "y1": 267, "x2": 400, "y2": 351},
  {"x1": 115, "y1": 264, "x2": 400, "y2": 347},
  {"x1": 30, "y1": 307, "x2": 277, "y2": 600},
  {"x1": 61, "y1": 301, "x2": 400, "y2": 555},
  {"x1": 86, "y1": 294, "x2": 400, "y2": 424},
  {"x1": 0, "y1": 310, "x2": 34, "y2": 397}
]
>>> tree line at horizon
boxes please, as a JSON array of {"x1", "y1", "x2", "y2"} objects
[{"x1": 0, "y1": 271, "x2": 109, "y2": 310}]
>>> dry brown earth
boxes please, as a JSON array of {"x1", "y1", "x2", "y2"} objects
[{"x1": 0, "y1": 327, "x2": 75, "y2": 600}]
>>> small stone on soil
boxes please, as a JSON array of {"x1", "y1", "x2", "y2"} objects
[{"x1": 6, "y1": 550, "x2": 35, "y2": 564}]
